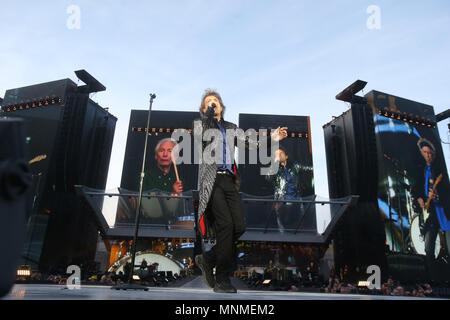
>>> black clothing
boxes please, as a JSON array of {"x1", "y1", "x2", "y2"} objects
[
  {"x1": 142, "y1": 166, "x2": 177, "y2": 192},
  {"x1": 412, "y1": 162, "x2": 450, "y2": 262},
  {"x1": 194, "y1": 107, "x2": 262, "y2": 286},
  {"x1": 203, "y1": 174, "x2": 246, "y2": 282},
  {"x1": 412, "y1": 163, "x2": 450, "y2": 221}
]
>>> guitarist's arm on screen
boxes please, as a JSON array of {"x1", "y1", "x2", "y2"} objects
[{"x1": 417, "y1": 174, "x2": 443, "y2": 236}]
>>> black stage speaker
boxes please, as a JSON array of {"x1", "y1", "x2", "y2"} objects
[
  {"x1": 2, "y1": 76, "x2": 116, "y2": 272},
  {"x1": 323, "y1": 104, "x2": 378, "y2": 201},
  {"x1": 0, "y1": 118, "x2": 32, "y2": 297},
  {"x1": 323, "y1": 104, "x2": 387, "y2": 280}
]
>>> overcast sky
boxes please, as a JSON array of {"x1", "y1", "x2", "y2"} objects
[{"x1": 1, "y1": 1, "x2": 449, "y2": 227}]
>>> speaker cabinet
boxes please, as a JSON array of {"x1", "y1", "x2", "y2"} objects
[{"x1": 0, "y1": 117, "x2": 32, "y2": 297}]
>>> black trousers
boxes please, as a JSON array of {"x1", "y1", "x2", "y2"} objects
[
  {"x1": 204, "y1": 173, "x2": 246, "y2": 283},
  {"x1": 424, "y1": 225, "x2": 450, "y2": 261}
]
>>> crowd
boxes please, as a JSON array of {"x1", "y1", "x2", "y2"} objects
[
  {"x1": 17, "y1": 255, "x2": 449, "y2": 298},
  {"x1": 239, "y1": 260, "x2": 449, "y2": 298},
  {"x1": 322, "y1": 276, "x2": 437, "y2": 297},
  {"x1": 238, "y1": 242, "x2": 324, "y2": 268},
  {"x1": 19, "y1": 259, "x2": 191, "y2": 287},
  {"x1": 86, "y1": 260, "x2": 190, "y2": 287}
]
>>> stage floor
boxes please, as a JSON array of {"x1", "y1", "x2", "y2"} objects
[{"x1": 2, "y1": 277, "x2": 443, "y2": 300}]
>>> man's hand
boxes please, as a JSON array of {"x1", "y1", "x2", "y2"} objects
[
  {"x1": 428, "y1": 191, "x2": 438, "y2": 200},
  {"x1": 271, "y1": 126, "x2": 288, "y2": 141},
  {"x1": 173, "y1": 180, "x2": 183, "y2": 193},
  {"x1": 417, "y1": 197, "x2": 425, "y2": 209}
]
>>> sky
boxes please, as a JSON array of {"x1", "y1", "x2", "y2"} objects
[{"x1": 1, "y1": 0, "x2": 449, "y2": 228}]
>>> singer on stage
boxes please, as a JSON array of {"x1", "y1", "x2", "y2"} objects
[{"x1": 193, "y1": 89, "x2": 287, "y2": 293}]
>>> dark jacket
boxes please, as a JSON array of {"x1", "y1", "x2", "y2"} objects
[
  {"x1": 193, "y1": 109, "x2": 259, "y2": 238},
  {"x1": 412, "y1": 162, "x2": 450, "y2": 221},
  {"x1": 264, "y1": 162, "x2": 302, "y2": 199}
]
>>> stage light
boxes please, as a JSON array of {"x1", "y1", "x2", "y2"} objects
[
  {"x1": 336, "y1": 80, "x2": 367, "y2": 103},
  {"x1": 358, "y1": 281, "x2": 370, "y2": 287},
  {"x1": 17, "y1": 265, "x2": 31, "y2": 280},
  {"x1": 436, "y1": 109, "x2": 450, "y2": 122},
  {"x1": 17, "y1": 269, "x2": 30, "y2": 277}
]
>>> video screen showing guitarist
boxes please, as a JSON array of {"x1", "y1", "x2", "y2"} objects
[
  {"x1": 265, "y1": 147, "x2": 303, "y2": 233},
  {"x1": 413, "y1": 138, "x2": 450, "y2": 264}
]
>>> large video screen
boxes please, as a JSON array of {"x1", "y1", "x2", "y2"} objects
[
  {"x1": 368, "y1": 91, "x2": 450, "y2": 265},
  {"x1": 4, "y1": 105, "x2": 64, "y2": 266},
  {"x1": 116, "y1": 110, "x2": 199, "y2": 226},
  {"x1": 238, "y1": 114, "x2": 316, "y2": 233}
]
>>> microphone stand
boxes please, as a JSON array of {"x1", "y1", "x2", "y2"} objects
[{"x1": 112, "y1": 93, "x2": 156, "y2": 291}]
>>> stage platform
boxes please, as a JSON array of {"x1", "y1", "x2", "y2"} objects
[{"x1": 2, "y1": 276, "x2": 443, "y2": 300}]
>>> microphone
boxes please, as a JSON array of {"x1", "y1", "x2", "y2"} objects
[{"x1": 206, "y1": 103, "x2": 216, "y2": 114}]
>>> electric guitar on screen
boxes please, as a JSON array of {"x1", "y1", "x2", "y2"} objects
[
  {"x1": 423, "y1": 173, "x2": 443, "y2": 223},
  {"x1": 29, "y1": 154, "x2": 47, "y2": 165}
]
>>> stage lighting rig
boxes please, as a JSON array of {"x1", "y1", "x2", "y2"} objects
[
  {"x1": 436, "y1": 109, "x2": 450, "y2": 123},
  {"x1": 17, "y1": 265, "x2": 31, "y2": 281},
  {"x1": 336, "y1": 80, "x2": 368, "y2": 104},
  {"x1": 74, "y1": 69, "x2": 106, "y2": 94}
]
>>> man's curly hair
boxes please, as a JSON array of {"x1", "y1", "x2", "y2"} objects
[
  {"x1": 417, "y1": 138, "x2": 435, "y2": 154},
  {"x1": 199, "y1": 88, "x2": 226, "y2": 118}
]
